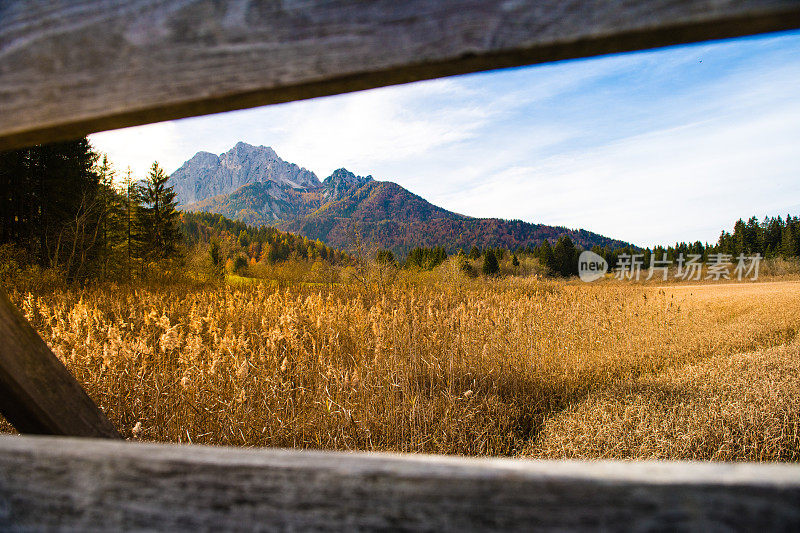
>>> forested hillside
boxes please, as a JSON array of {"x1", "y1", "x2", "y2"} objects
[
  {"x1": 175, "y1": 144, "x2": 631, "y2": 256},
  {"x1": 181, "y1": 211, "x2": 348, "y2": 267},
  {"x1": 281, "y1": 179, "x2": 628, "y2": 256}
]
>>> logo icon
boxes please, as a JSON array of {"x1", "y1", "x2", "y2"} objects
[{"x1": 578, "y1": 250, "x2": 608, "y2": 282}]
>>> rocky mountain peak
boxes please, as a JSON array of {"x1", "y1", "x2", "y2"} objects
[
  {"x1": 322, "y1": 168, "x2": 373, "y2": 200},
  {"x1": 169, "y1": 143, "x2": 320, "y2": 205},
  {"x1": 324, "y1": 168, "x2": 372, "y2": 185},
  {"x1": 226, "y1": 141, "x2": 275, "y2": 160},
  {"x1": 189, "y1": 150, "x2": 218, "y2": 163}
]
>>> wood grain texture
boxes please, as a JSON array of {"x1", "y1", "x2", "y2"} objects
[
  {"x1": 0, "y1": 435, "x2": 799, "y2": 531},
  {"x1": 2, "y1": 0, "x2": 800, "y2": 150},
  {"x1": 0, "y1": 288, "x2": 120, "y2": 438}
]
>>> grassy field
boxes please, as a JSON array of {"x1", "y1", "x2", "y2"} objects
[{"x1": 4, "y1": 274, "x2": 799, "y2": 461}]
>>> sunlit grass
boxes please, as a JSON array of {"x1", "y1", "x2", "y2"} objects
[{"x1": 4, "y1": 272, "x2": 799, "y2": 461}]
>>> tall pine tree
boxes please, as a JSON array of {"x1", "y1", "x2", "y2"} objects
[
  {"x1": 482, "y1": 249, "x2": 499, "y2": 276},
  {"x1": 538, "y1": 239, "x2": 555, "y2": 274},
  {"x1": 94, "y1": 154, "x2": 127, "y2": 279},
  {"x1": 134, "y1": 162, "x2": 181, "y2": 267},
  {"x1": 552, "y1": 235, "x2": 578, "y2": 277}
]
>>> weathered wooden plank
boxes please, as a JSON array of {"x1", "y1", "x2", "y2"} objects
[
  {"x1": 2, "y1": 0, "x2": 800, "y2": 150},
  {"x1": 0, "y1": 435, "x2": 798, "y2": 531},
  {"x1": 0, "y1": 288, "x2": 120, "y2": 438}
]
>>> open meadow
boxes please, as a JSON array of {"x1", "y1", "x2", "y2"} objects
[{"x1": 3, "y1": 270, "x2": 799, "y2": 462}]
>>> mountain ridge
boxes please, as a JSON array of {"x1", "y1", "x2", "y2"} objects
[{"x1": 171, "y1": 143, "x2": 632, "y2": 255}]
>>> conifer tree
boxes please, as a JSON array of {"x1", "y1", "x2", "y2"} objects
[
  {"x1": 482, "y1": 249, "x2": 499, "y2": 276},
  {"x1": 208, "y1": 240, "x2": 225, "y2": 281},
  {"x1": 539, "y1": 239, "x2": 555, "y2": 274},
  {"x1": 94, "y1": 154, "x2": 126, "y2": 278},
  {"x1": 0, "y1": 138, "x2": 105, "y2": 280},
  {"x1": 122, "y1": 167, "x2": 135, "y2": 280},
  {"x1": 781, "y1": 224, "x2": 797, "y2": 259},
  {"x1": 134, "y1": 162, "x2": 181, "y2": 266},
  {"x1": 552, "y1": 235, "x2": 578, "y2": 277}
]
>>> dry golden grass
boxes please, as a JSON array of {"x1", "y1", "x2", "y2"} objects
[
  {"x1": 528, "y1": 341, "x2": 800, "y2": 461},
  {"x1": 4, "y1": 275, "x2": 800, "y2": 461}
]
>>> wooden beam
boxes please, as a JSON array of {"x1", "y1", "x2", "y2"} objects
[
  {"x1": 0, "y1": 435, "x2": 799, "y2": 530},
  {"x1": 0, "y1": 288, "x2": 120, "y2": 438},
  {"x1": 2, "y1": 0, "x2": 800, "y2": 150}
]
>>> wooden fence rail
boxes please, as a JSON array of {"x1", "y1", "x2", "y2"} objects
[
  {"x1": 2, "y1": 0, "x2": 800, "y2": 150},
  {"x1": 1, "y1": 435, "x2": 799, "y2": 531}
]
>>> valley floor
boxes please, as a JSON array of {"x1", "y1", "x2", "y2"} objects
[{"x1": 3, "y1": 277, "x2": 799, "y2": 461}]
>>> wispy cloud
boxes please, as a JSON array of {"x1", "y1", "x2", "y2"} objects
[
  {"x1": 273, "y1": 79, "x2": 492, "y2": 177},
  {"x1": 447, "y1": 99, "x2": 800, "y2": 247}
]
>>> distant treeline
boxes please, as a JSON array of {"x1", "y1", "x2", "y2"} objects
[
  {"x1": 588, "y1": 215, "x2": 800, "y2": 274},
  {"x1": 384, "y1": 215, "x2": 800, "y2": 279},
  {"x1": 388, "y1": 237, "x2": 580, "y2": 278}
]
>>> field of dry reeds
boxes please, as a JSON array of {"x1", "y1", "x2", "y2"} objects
[{"x1": 4, "y1": 273, "x2": 799, "y2": 461}]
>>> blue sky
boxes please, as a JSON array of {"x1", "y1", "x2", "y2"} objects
[{"x1": 90, "y1": 30, "x2": 800, "y2": 248}]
